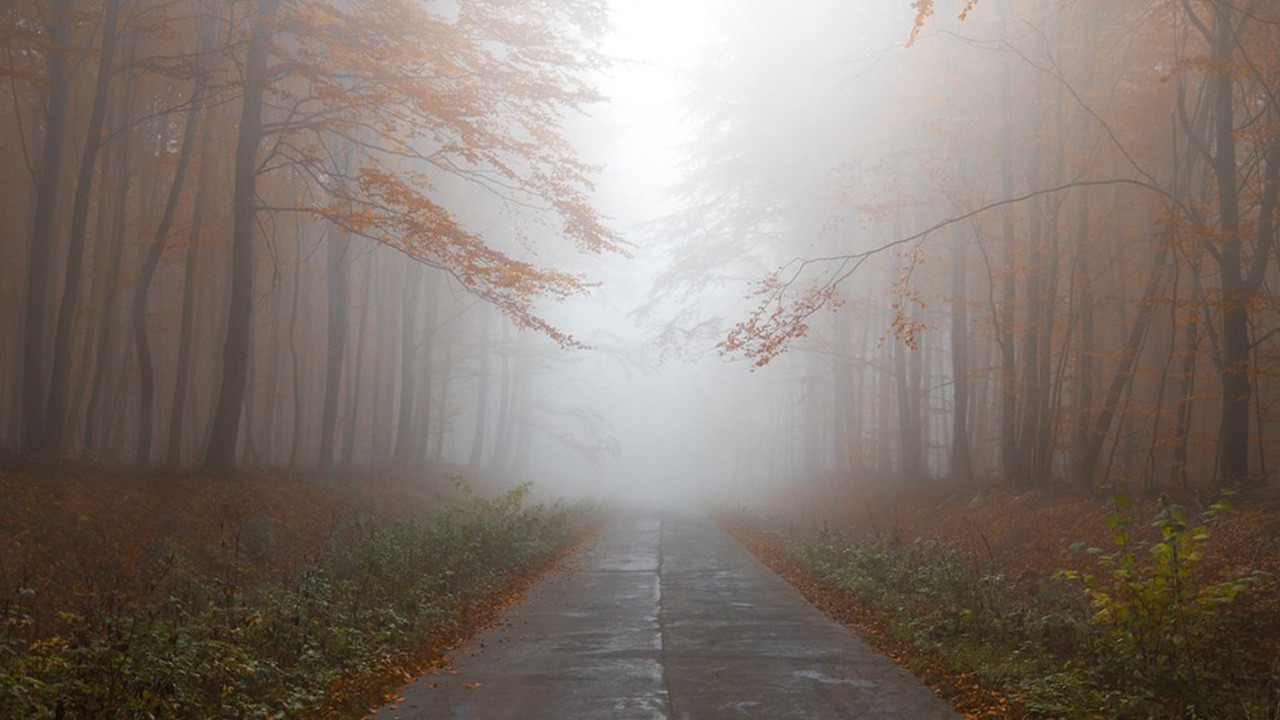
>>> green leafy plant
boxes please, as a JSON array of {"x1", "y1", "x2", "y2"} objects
[
  {"x1": 1059, "y1": 490, "x2": 1259, "y2": 676},
  {"x1": 0, "y1": 489, "x2": 597, "y2": 720},
  {"x1": 790, "y1": 529, "x2": 1106, "y2": 718},
  {"x1": 776, "y1": 492, "x2": 1270, "y2": 719}
]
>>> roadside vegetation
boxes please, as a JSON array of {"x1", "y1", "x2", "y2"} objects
[
  {"x1": 0, "y1": 472, "x2": 598, "y2": 720},
  {"x1": 730, "y1": 489, "x2": 1278, "y2": 719}
]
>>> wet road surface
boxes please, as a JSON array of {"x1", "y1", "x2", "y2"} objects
[{"x1": 371, "y1": 512, "x2": 959, "y2": 720}]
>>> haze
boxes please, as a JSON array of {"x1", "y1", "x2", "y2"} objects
[{"x1": 3, "y1": 0, "x2": 1278, "y2": 507}]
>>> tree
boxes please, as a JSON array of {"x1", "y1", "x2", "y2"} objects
[
  {"x1": 17, "y1": 0, "x2": 74, "y2": 454},
  {"x1": 132, "y1": 10, "x2": 217, "y2": 465},
  {"x1": 1177, "y1": 2, "x2": 1280, "y2": 486},
  {"x1": 43, "y1": 0, "x2": 124, "y2": 452},
  {"x1": 201, "y1": 0, "x2": 618, "y2": 472},
  {"x1": 203, "y1": 0, "x2": 279, "y2": 472},
  {"x1": 704, "y1": 0, "x2": 1280, "y2": 493}
]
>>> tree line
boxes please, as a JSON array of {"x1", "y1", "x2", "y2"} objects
[
  {"x1": 0, "y1": 0, "x2": 617, "y2": 475},
  {"x1": 672, "y1": 0, "x2": 1280, "y2": 493}
]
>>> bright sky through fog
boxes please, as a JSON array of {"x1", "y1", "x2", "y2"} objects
[
  {"x1": 526, "y1": 1, "x2": 718, "y2": 505},
  {"x1": 541, "y1": 1, "x2": 913, "y2": 505},
  {"x1": 597, "y1": 0, "x2": 714, "y2": 203},
  {"x1": 604, "y1": 0, "x2": 712, "y2": 106}
]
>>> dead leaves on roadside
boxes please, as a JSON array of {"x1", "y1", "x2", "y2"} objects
[{"x1": 719, "y1": 514, "x2": 1021, "y2": 720}]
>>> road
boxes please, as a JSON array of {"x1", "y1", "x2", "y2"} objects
[{"x1": 372, "y1": 512, "x2": 960, "y2": 720}]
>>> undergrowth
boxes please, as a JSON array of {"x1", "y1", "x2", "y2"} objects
[
  {"x1": 788, "y1": 491, "x2": 1270, "y2": 719},
  {"x1": 0, "y1": 483, "x2": 596, "y2": 719}
]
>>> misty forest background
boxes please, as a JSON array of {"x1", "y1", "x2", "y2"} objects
[{"x1": 1, "y1": 0, "x2": 1279, "y2": 499}]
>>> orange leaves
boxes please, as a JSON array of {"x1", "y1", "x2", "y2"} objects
[
  {"x1": 254, "y1": 0, "x2": 618, "y2": 345},
  {"x1": 907, "y1": 0, "x2": 935, "y2": 47},
  {"x1": 347, "y1": 166, "x2": 590, "y2": 348},
  {"x1": 720, "y1": 245, "x2": 929, "y2": 366},
  {"x1": 908, "y1": 0, "x2": 982, "y2": 46},
  {"x1": 886, "y1": 247, "x2": 930, "y2": 351},
  {"x1": 720, "y1": 271, "x2": 843, "y2": 367}
]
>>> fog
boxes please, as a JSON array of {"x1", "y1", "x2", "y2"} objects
[
  {"x1": 3, "y1": 0, "x2": 1279, "y2": 504},
  {"x1": 524, "y1": 0, "x2": 908, "y2": 505}
]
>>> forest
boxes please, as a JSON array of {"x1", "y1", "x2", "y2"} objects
[
  {"x1": 1, "y1": 0, "x2": 622, "y2": 478},
  {"x1": 1, "y1": 0, "x2": 1279, "y2": 718},
  {"x1": 693, "y1": 0, "x2": 1280, "y2": 497},
  {"x1": 2, "y1": 0, "x2": 1279, "y2": 492}
]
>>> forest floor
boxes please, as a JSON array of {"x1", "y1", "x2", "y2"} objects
[
  {"x1": 726, "y1": 481, "x2": 1280, "y2": 718},
  {"x1": 0, "y1": 461, "x2": 599, "y2": 719},
  {"x1": 0, "y1": 462, "x2": 450, "y2": 620}
]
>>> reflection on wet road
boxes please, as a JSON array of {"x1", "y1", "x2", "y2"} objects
[{"x1": 372, "y1": 513, "x2": 959, "y2": 720}]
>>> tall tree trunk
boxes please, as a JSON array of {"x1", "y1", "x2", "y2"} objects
[
  {"x1": 877, "y1": 330, "x2": 895, "y2": 477},
  {"x1": 318, "y1": 225, "x2": 352, "y2": 470},
  {"x1": 1071, "y1": 194, "x2": 1095, "y2": 487},
  {"x1": 1032, "y1": 210, "x2": 1063, "y2": 484},
  {"x1": 950, "y1": 224, "x2": 972, "y2": 487},
  {"x1": 203, "y1": 0, "x2": 280, "y2": 472},
  {"x1": 341, "y1": 259, "x2": 374, "y2": 470},
  {"x1": 1171, "y1": 250, "x2": 1202, "y2": 489},
  {"x1": 259, "y1": 279, "x2": 286, "y2": 466},
  {"x1": 81, "y1": 67, "x2": 137, "y2": 452},
  {"x1": 893, "y1": 297, "x2": 924, "y2": 481},
  {"x1": 1015, "y1": 63, "x2": 1051, "y2": 487},
  {"x1": 133, "y1": 59, "x2": 204, "y2": 466},
  {"x1": 1029, "y1": 55, "x2": 1067, "y2": 486},
  {"x1": 45, "y1": 0, "x2": 123, "y2": 451},
  {"x1": 996, "y1": 0, "x2": 1018, "y2": 485},
  {"x1": 432, "y1": 324, "x2": 454, "y2": 463},
  {"x1": 287, "y1": 225, "x2": 307, "y2": 468},
  {"x1": 1077, "y1": 242, "x2": 1172, "y2": 484},
  {"x1": 850, "y1": 321, "x2": 868, "y2": 474},
  {"x1": 241, "y1": 325, "x2": 260, "y2": 468},
  {"x1": 832, "y1": 315, "x2": 854, "y2": 478},
  {"x1": 20, "y1": 0, "x2": 73, "y2": 454},
  {"x1": 1206, "y1": 6, "x2": 1249, "y2": 486},
  {"x1": 1018, "y1": 215, "x2": 1043, "y2": 484},
  {"x1": 908, "y1": 305, "x2": 926, "y2": 481},
  {"x1": 510, "y1": 363, "x2": 533, "y2": 480},
  {"x1": 1068, "y1": 6, "x2": 1097, "y2": 488},
  {"x1": 66, "y1": 148, "x2": 115, "y2": 446},
  {"x1": 166, "y1": 105, "x2": 219, "y2": 467},
  {"x1": 488, "y1": 321, "x2": 515, "y2": 476},
  {"x1": 413, "y1": 276, "x2": 440, "y2": 469},
  {"x1": 371, "y1": 263, "x2": 397, "y2": 466},
  {"x1": 467, "y1": 306, "x2": 492, "y2": 472},
  {"x1": 391, "y1": 263, "x2": 423, "y2": 467}
]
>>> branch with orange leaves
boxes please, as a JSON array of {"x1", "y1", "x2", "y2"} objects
[
  {"x1": 321, "y1": 166, "x2": 597, "y2": 349},
  {"x1": 720, "y1": 177, "x2": 1178, "y2": 367},
  {"x1": 908, "y1": 0, "x2": 982, "y2": 46}
]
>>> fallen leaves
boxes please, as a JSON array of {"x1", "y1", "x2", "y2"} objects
[
  {"x1": 720, "y1": 513, "x2": 1026, "y2": 719},
  {"x1": 723, "y1": 483, "x2": 1280, "y2": 719}
]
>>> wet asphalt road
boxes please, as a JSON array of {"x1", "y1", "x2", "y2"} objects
[{"x1": 371, "y1": 512, "x2": 960, "y2": 720}]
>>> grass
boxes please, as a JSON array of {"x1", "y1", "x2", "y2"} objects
[
  {"x1": 733, "y1": 495, "x2": 1275, "y2": 719},
  {"x1": 0, "y1": 482, "x2": 599, "y2": 719}
]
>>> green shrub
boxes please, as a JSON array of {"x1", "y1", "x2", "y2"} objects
[
  {"x1": 785, "y1": 490, "x2": 1265, "y2": 718},
  {"x1": 0, "y1": 485, "x2": 596, "y2": 719},
  {"x1": 1058, "y1": 491, "x2": 1259, "y2": 685},
  {"x1": 793, "y1": 530, "x2": 1108, "y2": 717}
]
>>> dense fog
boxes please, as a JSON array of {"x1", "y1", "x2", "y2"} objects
[{"x1": 3, "y1": 0, "x2": 1279, "y2": 504}]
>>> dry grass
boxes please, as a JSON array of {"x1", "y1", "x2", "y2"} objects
[
  {"x1": 736, "y1": 480, "x2": 1280, "y2": 717},
  {"x1": 0, "y1": 463, "x2": 456, "y2": 635},
  {"x1": 0, "y1": 461, "x2": 602, "y2": 719}
]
